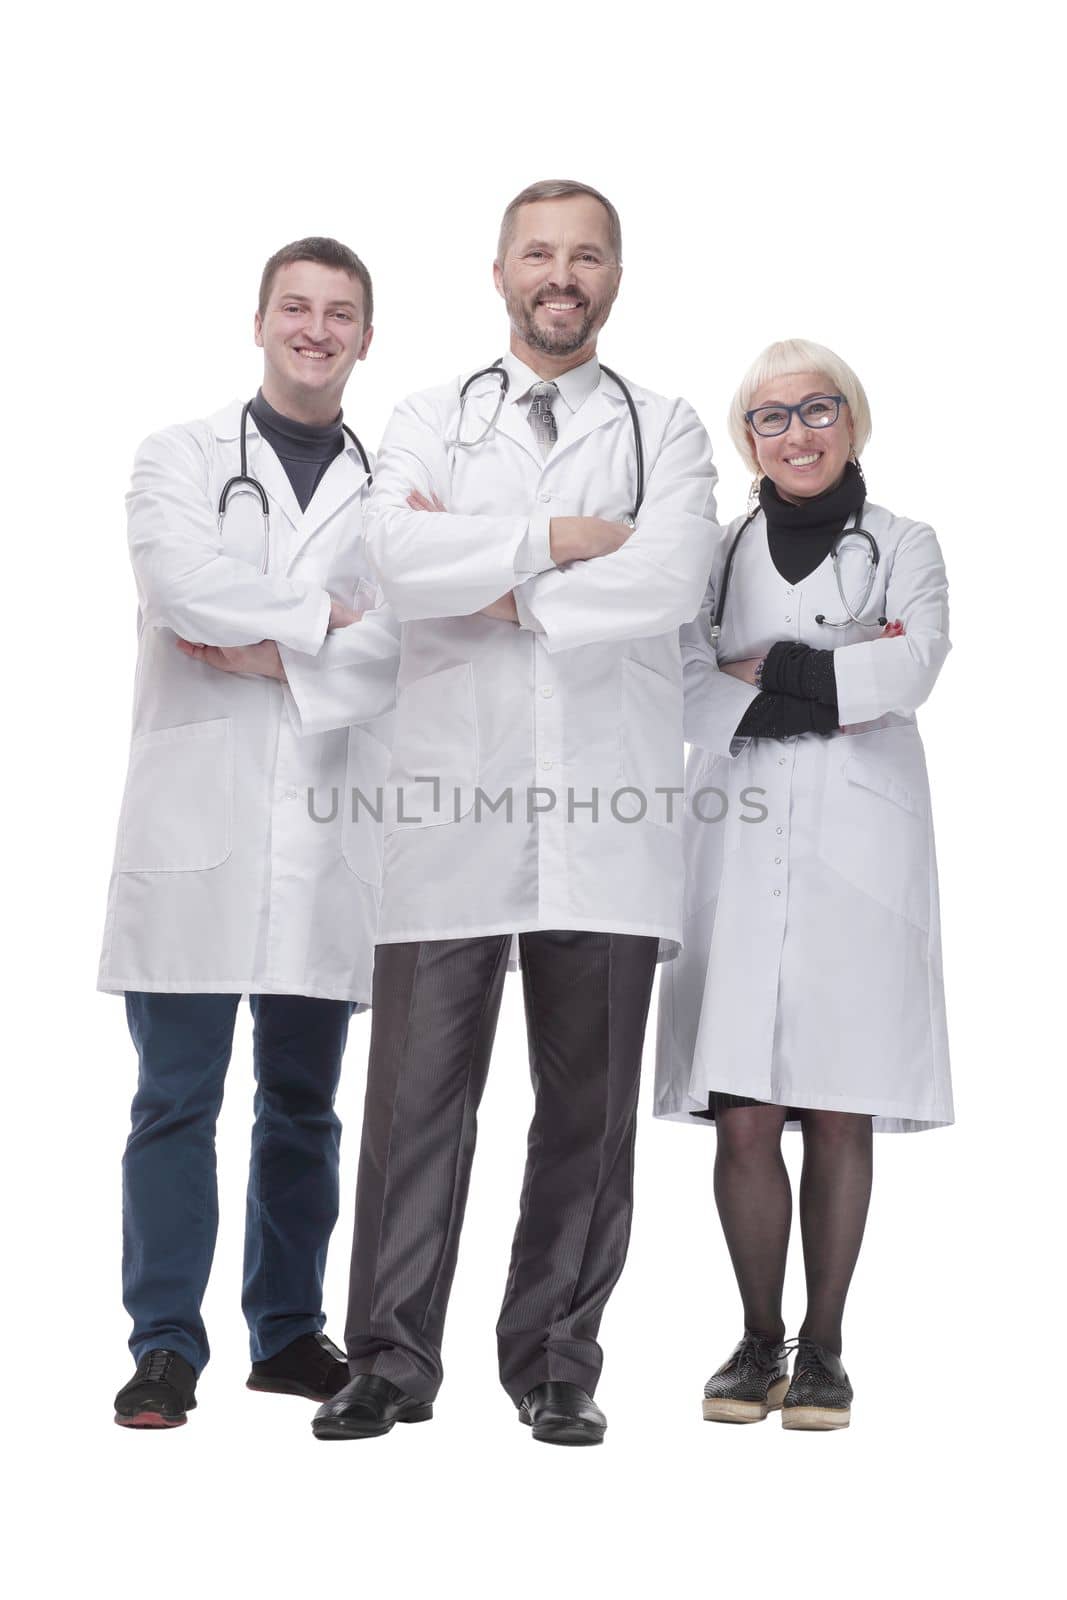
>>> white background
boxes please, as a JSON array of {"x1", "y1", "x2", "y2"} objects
[{"x1": 4, "y1": 1, "x2": 1061, "y2": 1595}]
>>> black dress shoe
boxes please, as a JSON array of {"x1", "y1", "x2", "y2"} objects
[
  {"x1": 311, "y1": 1374, "x2": 433, "y2": 1440},
  {"x1": 702, "y1": 1331, "x2": 790, "y2": 1424},
  {"x1": 518, "y1": 1382, "x2": 606, "y2": 1446},
  {"x1": 247, "y1": 1331, "x2": 349, "y2": 1401},
  {"x1": 781, "y1": 1338, "x2": 853, "y2": 1431},
  {"x1": 114, "y1": 1350, "x2": 197, "y2": 1429}
]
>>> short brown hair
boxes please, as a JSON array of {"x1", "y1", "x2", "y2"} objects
[
  {"x1": 258, "y1": 236, "x2": 373, "y2": 326},
  {"x1": 496, "y1": 180, "x2": 623, "y2": 267}
]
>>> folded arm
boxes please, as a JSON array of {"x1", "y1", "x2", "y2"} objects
[
  {"x1": 363, "y1": 393, "x2": 557, "y2": 620},
  {"x1": 280, "y1": 600, "x2": 402, "y2": 736},
  {"x1": 730, "y1": 640, "x2": 840, "y2": 738},
  {"x1": 677, "y1": 564, "x2": 761, "y2": 757},
  {"x1": 830, "y1": 522, "x2": 950, "y2": 723},
  {"x1": 128, "y1": 427, "x2": 331, "y2": 651},
  {"x1": 512, "y1": 398, "x2": 718, "y2": 651}
]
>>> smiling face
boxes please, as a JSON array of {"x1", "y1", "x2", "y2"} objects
[
  {"x1": 749, "y1": 370, "x2": 854, "y2": 502},
  {"x1": 493, "y1": 195, "x2": 621, "y2": 374},
  {"x1": 254, "y1": 260, "x2": 372, "y2": 423}
]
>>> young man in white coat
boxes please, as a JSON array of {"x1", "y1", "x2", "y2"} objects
[
  {"x1": 312, "y1": 181, "x2": 718, "y2": 1447},
  {"x1": 100, "y1": 238, "x2": 400, "y2": 1428}
]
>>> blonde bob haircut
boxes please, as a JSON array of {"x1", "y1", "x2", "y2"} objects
[{"x1": 727, "y1": 339, "x2": 872, "y2": 477}]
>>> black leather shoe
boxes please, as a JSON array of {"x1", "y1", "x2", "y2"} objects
[
  {"x1": 114, "y1": 1350, "x2": 197, "y2": 1429},
  {"x1": 247, "y1": 1331, "x2": 349, "y2": 1401},
  {"x1": 702, "y1": 1331, "x2": 790, "y2": 1423},
  {"x1": 311, "y1": 1374, "x2": 433, "y2": 1440},
  {"x1": 781, "y1": 1338, "x2": 853, "y2": 1430},
  {"x1": 518, "y1": 1382, "x2": 606, "y2": 1446}
]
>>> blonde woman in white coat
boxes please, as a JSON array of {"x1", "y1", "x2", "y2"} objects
[{"x1": 654, "y1": 339, "x2": 952, "y2": 1430}]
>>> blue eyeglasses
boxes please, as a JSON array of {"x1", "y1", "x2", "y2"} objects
[{"x1": 745, "y1": 394, "x2": 847, "y2": 438}]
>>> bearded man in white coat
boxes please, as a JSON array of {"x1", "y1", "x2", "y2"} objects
[
  {"x1": 312, "y1": 181, "x2": 718, "y2": 1448},
  {"x1": 100, "y1": 238, "x2": 400, "y2": 1429}
]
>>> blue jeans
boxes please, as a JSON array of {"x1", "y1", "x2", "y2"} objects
[{"x1": 122, "y1": 992, "x2": 354, "y2": 1374}]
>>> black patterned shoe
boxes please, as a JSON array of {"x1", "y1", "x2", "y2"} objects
[
  {"x1": 702, "y1": 1332, "x2": 790, "y2": 1423},
  {"x1": 781, "y1": 1338, "x2": 853, "y2": 1430},
  {"x1": 114, "y1": 1350, "x2": 197, "y2": 1429}
]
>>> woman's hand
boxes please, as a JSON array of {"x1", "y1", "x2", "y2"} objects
[
  {"x1": 719, "y1": 657, "x2": 763, "y2": 686},
  {"x1": 880, "y1": 619, "x2": 905, "y2": 638},
  {"x1": 407, "y1": 489, "x2": 447, "y2": 512}
]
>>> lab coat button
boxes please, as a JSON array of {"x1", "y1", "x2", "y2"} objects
[
  {"x1": 539, "y1": 492, "x2": 551, "y2": 503},
  {"x1": 541, "y1": 686, "x2": 554, "y2": 698},
  {"x1": 773, "y1": 888, "x2": 781, "y2": 897},
  {"x1": 776, "y1": 826, "x2": 784, "y2": 835},
  {"x1": 541, "y1": 758, "x2": 553, "y2": 770},
  {"x1": 775, "y1": 856, "x2": 782, "y2": 864},
  {"x1": 785, "y1": 615, "x2": 792, "y2": 622}
]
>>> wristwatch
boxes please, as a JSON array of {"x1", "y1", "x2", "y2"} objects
[{"x1": 754, "y1": 655, "x2": 767, "y2": 691}]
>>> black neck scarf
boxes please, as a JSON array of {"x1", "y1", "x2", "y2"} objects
[{"x1": 759, "y1": 459, "x2": 866, "y2": 585}]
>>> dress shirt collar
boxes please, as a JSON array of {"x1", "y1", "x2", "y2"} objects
[{"x1": 502, "y1": 349, "x2": 602, "y2": 417}]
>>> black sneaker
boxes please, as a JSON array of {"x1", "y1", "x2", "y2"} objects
[
  {"x1": 781, "y1": 1338, "x2": 853, "y2": 1430},
  {"x1": 702, "y1": 1331, "x2": 790, "y2": 1423},
  {"x1": 114, "y1": 1350, "x2": 197, "y2": 1429},
  {"x1": 247, "y1": 1331, "x2": 349, "y2": 1401}
]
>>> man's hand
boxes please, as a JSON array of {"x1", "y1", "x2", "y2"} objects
[
  {"x1": 480, "y1": 592, "x2": 519, "y2": 623},
  {"x1": 176, "y1": 637, "x2": 287, "y2": 681},
  {"x1": 329, "y1": 597, "x2": 361, "y2": 630},
  {"x1": 405, "y1": 489, "x2": 631, "y2": 567},
  {"x1": 549, "y1": 516, "x2": 633, "y2": 564},
  {"x1": 880, "y1": 619, "x2": 905, "y2": 638},
  {"x1": 403, "y1": 489, "x2": 626, "y2": 608},
  {"x1": 407, "y1": 489, "x2": 447, "y2": 513}
]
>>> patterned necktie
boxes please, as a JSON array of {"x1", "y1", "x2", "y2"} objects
[{"x1": 527, "y1": 380, "x2": 559, "y2": 459}]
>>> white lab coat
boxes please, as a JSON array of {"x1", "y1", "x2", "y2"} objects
[
  {"x1": 362, "y1": 359, "x2": 718, "y2": 955},
  {"x1": 654, "y1": 501, "x2": 954, "y2": 1132},
  {"x1": 98, "y1": 400, "x2": 401, "y2": 1004}
]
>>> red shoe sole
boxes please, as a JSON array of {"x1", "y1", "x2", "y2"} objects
[{"x1": 114, "y1": 1411, "x2": 187, "y2": 1429}]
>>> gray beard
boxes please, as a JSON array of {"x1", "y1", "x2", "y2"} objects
[{"x1": 512, "y1": 301, "x2": 595, "y2": 357}]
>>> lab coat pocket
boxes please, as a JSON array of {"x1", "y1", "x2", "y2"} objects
[
  {"x1": 341, "y1": 724, "x2": 391, "y2": 886},
  {"x1": 621, "y1": 658, "x2": 684, "y2": 828},
  {"x1": 817, "y1": 750, "x2": 930, "y2": 930},
  {"x1": 118, "y1": 718, "x2": 233, "y2": 872},
  {"x1": 387, "y1": 662, "x2": 479, "y2": 830}
]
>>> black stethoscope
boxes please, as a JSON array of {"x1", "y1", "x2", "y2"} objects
[
  {"x1": 217, "y1": 399, "x2": 373, "y2": 573},
  {"x1": 710, "y1": 505, "x2": 888, "y2": 641},
  {"x1": 454, "y1": 359, "x2": 646, "y2": 523}
]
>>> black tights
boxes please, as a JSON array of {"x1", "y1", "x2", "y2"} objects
[{"x1": 712, "y1": 1104, "x2": 873, "y2": 1356}]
